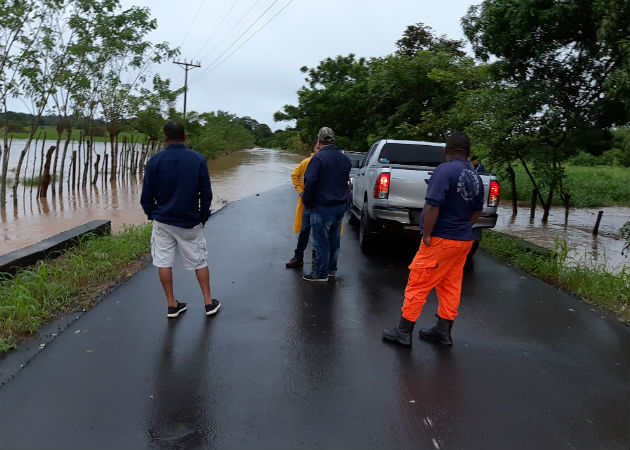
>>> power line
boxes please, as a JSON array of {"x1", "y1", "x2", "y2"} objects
[
  {"x1": 165, "y1": 0, "x2": 206, "y2": 84},
  {"x1": 193, "y1": 0, "x2": 295, "y2": 81},
  {"x1": 177, "y1": 0, "x2": 206, "y2": 49},
  {"x1": 196, "y1": 0, "x2": 277, "y2": 74},
  {"x1": 201, "y1": 0, "x2": 263, "y2": 63},
  {"x1": 192, "y1": 0, "x2": 241, "y2": 60},
  {"x1": 191, "y1": 0, "x2": 280, "y2": 84}
]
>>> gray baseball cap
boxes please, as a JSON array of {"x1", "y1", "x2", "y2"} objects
[{"x1": 317, "y1": 127, "x2": 335, "y2": 143}]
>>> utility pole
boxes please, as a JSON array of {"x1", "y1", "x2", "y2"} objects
[{"x1": 173, "y1": 60, "x2": 201, "y2": 118}]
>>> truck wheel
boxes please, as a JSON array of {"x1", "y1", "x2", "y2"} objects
[
  {"x1": 469, "y1": 240, "x2": 479, "y2": 256},
  {"x1": 359, "y1": 205, "x2": 374, "y2": 250}
]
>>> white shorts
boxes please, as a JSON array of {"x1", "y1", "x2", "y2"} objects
[{"x1": 151, "y1": 221, "x2": 208, "y2": 270}]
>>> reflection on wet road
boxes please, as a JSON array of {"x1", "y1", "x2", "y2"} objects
[{"x1": 0, "y1": 183, "x2": 627, "y2": 450}]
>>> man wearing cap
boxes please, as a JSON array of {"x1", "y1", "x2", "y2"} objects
[
  {"x1": 382, "y1": 132, "x2": 484, "y2": 346},
  {"x1": 471, "y1": 155, "x2": 486, "y2": 173},
  {"x1": 301, "y1": 127, "x2": 351, "y2": 281}
]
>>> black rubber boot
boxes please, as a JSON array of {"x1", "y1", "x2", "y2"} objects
[
  {"x1": 419, "y1": 315, "x2": 454, "y2": 346},
  {"x1": 382, "y1": 316, "x2": 415, "y2": 347}
]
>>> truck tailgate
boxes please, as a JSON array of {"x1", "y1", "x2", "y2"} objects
[{"x1": 387, "y1": 166, "x2": 432, "y2": 210}]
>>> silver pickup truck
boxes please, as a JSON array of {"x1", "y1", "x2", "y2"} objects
[{"x1": 348, "y1": 139, "x2": 500, "y2": 253}]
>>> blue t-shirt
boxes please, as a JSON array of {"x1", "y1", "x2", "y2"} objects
[{"x1": 419, "y1": 158, "x2": 484, "y2": 241}]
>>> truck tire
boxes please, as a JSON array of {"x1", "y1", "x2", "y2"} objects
[
  {"x1": 469, "y1": 240, "x2": 479, "y2": 256},
  {"x1": 359, "y1": 204, "x2": 374, "y2": 250}
]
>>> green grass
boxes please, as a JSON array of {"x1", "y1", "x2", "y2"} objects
[
  {"x1": 0, "y1": 224, "x2": 151, "y2": 352},
  {"x1": 480, "y1": 229, "x2": 630, "y2": 322},
  {"x1": 7, "y1": 126, "x2": 147, "y2": 143},
  {"x1": 499, "y1": 165, "x2": 630, "y2": 207}
]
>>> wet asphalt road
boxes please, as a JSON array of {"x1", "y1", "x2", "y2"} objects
[{"x1": 0, "y1": 183, "x2": 628, "y2": 450}]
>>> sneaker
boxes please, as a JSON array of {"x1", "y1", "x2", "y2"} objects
[
  {"x1": 328, "y1": 272, "x2": 336, "y2": 278},
  {"x1": 167, "y1": 301, "x2": 187, "y2": 318},
  {"x1": 205, "y1": 299, "x2": 221, "y2": 316},
  {"x1": 303, "y1": 273, "x2": 328, "y2": 282},
  {"x1": 286, "y1": 257, "x2": 304, "y2": 268}
]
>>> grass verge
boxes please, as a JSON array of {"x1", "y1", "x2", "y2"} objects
[
  {"x1": 480, "y1": 229, "x2": 630, "y2": 322},
  {"x1": 0, "y1": 224, "x2": 152, "y2": 353}
]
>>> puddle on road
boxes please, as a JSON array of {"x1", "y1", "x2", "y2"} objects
[{"x1": 1, "y1": 148, "x2": 304, "y2": 255}]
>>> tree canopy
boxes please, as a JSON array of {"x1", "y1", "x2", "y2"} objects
[{"x1": 273, "y1": 1, "x2": 629, "y2": 215}]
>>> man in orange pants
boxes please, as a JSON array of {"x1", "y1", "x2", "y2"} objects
[{"x1": 382, "y1": 132, "x2": 484, "y2": 347}]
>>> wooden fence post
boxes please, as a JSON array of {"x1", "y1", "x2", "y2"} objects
[
  {"x1": 530, "y1": 189, "x2": 537, "y2": 220},
  {"x1": 92, "y1": 153, "x2": 101, "y2": 185},
  {"x1": 592, "y1": 211, "x2": 604, "y2": 235}
]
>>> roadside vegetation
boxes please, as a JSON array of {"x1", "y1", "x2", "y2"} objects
[
  {"x1": 0, "y1": 224, "x2": 151, "y2": 353},
  {"x1": 498, "y1": 165, "x2": 629, "y2": 208},
  {"x1": 270, "y1": 1, "x2": 628, "y2": 221},
  {"x1": 480, "y1": 230, "x2": 630, "y2": 322}
]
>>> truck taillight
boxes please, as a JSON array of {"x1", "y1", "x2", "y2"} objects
[
  {"x1": 373, "y1": 172, "x2": 390, "y2": 199},
  {"x1": 488, "y1": 180, "x2": 500, "y2": 207}
]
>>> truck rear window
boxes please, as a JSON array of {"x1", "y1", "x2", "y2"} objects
[{"x1": 379, "y1": 143, "x2": 446, "y2": 167}]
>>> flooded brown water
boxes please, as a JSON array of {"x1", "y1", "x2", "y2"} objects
[
  {"x1": 1, "y1": 147, "x2": 303, "y2": 255},
  {"x1": 1, "y1": 143, "x2": 628, "y2": 273},
  {"x1": 495, "y1": 204, "x2": 629, "y2": 273}
]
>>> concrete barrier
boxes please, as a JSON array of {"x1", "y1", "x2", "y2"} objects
[{"x1": 0, "y1": 220, "x2": 111, "y2": 275}]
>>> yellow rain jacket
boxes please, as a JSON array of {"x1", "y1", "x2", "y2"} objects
[
  {"x1": 291, "y1": 154, "x2": 344, "y2": 235},
  {"x1": 292, "y1": 155, "x2": 313, "y2": 233}
]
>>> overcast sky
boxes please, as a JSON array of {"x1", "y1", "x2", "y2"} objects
[{"x1": 124, "y1": 0, "x2": 480, "y2": 130}]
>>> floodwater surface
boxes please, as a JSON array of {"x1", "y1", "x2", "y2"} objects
[
  {"x1": 495, "y1": 204, "x2": 629, "y2": 273},
  {"x1": 1, "y1": 147, "x2": 303, "y2": 255},
  {"x1": 1, "y1": 144, "x2": 628, "y2": 273}
]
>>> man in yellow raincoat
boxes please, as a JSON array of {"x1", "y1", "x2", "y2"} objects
[{"x1": 286, "y1": 144, "x2": 320, "y2": 268}]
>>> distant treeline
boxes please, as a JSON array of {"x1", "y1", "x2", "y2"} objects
[{"x1": 3, "y1": 112, "x2": 108, "y2": 135}]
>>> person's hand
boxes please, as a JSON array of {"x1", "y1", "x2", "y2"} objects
[{"x1": 423, "y1": 234, "x2": 431, "y2": 247}]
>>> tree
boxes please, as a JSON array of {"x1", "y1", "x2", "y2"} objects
[
  {"x1": 95, "y1": 5, "x2": 177, "y2": 181},
  {"x1": 274, "y1": 24, "x2": 487, "y2": 152},
  {"x1": 11, "y1": 0, "x2": 74, "y2": 202},
  {"x1": 130, "y1": 74, "x2": 183, "y2": 143},
  {"x1": 234, "y1": 116, "x2": 272, "y2": 145},
  {"x1": 274, "y1": 54, "x2": 372, "y2": 150},
  {"x1": 0, "y1": 0, "x2": 60, "y2": 205},
  {"x1": 462, "y1": 0, "x2": 630, "y2": 220},
  {"x1": 396, "y1": 22, "x2": 466, "y2": 58},
  {"x1": 185, "y1": 111, "x2": 255, "y2": 158},
  {"x1": 367, "y1": 51, "x2": 486, "y2": 141}
]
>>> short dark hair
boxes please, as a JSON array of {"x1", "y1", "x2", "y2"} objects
[
  {"x1": 471, "y1": 155, "x2": 479, "y2": 161},
  {"x1": 164, "y1": 120, "x2": 185, "y2": 141},
  {"x1": 445, "y1": 132, "x2": 470, "y2": 154}
]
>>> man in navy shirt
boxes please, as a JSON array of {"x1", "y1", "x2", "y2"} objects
[
  {"x1": 471, "y1": 155, "x2": 486, "y2": 173},
  {"x1": 383, "y1": 132, "x2": 484, "y2": 346},
  {"x1": 141, "y1": 121, "x2": 220, "y2": 318},
  {"x1": 301, "y1": 127, "x2": 351, "y2": 281}
]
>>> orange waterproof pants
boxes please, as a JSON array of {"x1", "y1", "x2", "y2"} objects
[{"x1": 401, "y1": 237, "x2": 472, "y2": 322}]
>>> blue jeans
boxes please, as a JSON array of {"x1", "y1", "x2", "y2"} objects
[
  {"x1": 309, "y1": 203, "x2": 346, "y2": 278},
  {"x1": 294, "y1": 209, "x2": 311, "y2": 260}
]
